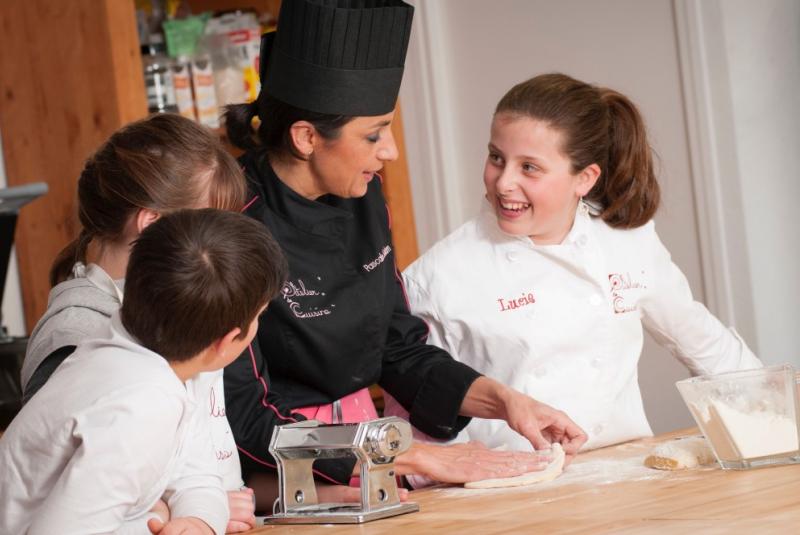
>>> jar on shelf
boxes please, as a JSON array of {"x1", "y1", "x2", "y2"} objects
[{"x1": 141, "y1": 33, "x2": 178, "y2": 114}]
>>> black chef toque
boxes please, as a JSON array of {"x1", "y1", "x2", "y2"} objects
[{"x1": 259, "y1": 0, "x2": 414, "y2": 117}]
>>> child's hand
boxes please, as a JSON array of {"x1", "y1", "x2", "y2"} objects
[
  {"x1": 500, "y1": 389, "x2": 587, "y2": 465},
  {"x1": 226, "y1": 487, "x2": 257, "y2": 533},
  {"x1": 147, "y1": 516, "x2": 214, "y2": 534},
  {"x1": 148, "y1": 499, "x2": 170, "y2": 523}
]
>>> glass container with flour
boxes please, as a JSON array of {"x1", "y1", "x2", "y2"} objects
[{"x1": 676, "y1": 364, "x2": 800, "y2": 469}]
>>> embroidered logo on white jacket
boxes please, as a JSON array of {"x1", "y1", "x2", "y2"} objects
[
  {"x1": 281, "y1": 278, "x2": 333, "y2": 318},
  {"x1": 363, "y1": 244, "x2": 392, "y2": 272},
  {"x1": 608, "y1": 272, "x2": 644, "y2": 314}
]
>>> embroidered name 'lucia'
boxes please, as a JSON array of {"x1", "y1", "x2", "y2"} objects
[
  {"x1": 498, "y1": 292, "x2": 536, "y2": 312},
  {"x1": 363, "y1": 244, "x2": 392, "y2": 272}
]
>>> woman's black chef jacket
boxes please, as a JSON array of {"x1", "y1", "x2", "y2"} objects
[{"x1": 224, "y1": 152, "x2": 482, "y2": 484}]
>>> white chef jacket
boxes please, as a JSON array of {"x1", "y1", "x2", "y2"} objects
[
  {"x1": 25, "y1": 262, "x2": 243, "y2": 490},
  {"x1": 397, "y1": 201, "x2": 761, "y2": 451},
  {"x1": 0, "y1": 313, "x2": 229, "y2": 535}
]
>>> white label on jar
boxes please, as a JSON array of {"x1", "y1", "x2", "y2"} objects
[{"x1": 172, "y1": 64, "x2": 196, "y2": 120}]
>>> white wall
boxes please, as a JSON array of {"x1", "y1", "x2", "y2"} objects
[
  {"x1": 400, "y1": 0, "x2": 800, "y2": 434},
  {"x1": 0, "y1": 129, "x2": 28, "y2": 337},
  {"x1": 719, "y1": 0, "x2": 800, "y2": 366}
]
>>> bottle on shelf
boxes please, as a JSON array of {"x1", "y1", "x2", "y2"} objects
[
  {"x1": 191, "y1": 47, "x2": 221, "y2": 129},
  {"x1": 141, "y1": 33, "x2": 179, "y2": 114},
  {"x1": 171, "y1": 56, "x2": 196, "y2": 120}
]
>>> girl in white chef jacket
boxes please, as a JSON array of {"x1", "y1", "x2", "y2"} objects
[{"x1": 392, "y1": 73, "x2": 762, "y2": 452}]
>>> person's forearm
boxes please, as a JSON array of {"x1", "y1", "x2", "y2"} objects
[{"x1": 458, "y1": 376, "x2": 513, "y2": 420}]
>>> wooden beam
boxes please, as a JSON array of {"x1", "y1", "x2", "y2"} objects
[
  {"x1": 0, "y1": 0, "x2": 147, "y2": 330},
  {"x1": 383, "y1": 101, "x2": 419, "y2": 271}
]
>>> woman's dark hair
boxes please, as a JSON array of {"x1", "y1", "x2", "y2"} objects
[
  {"x1": 50, "y1": 114, "x2": 248, "y2": 286},
  {"x1": 495, "y1": 73, "x2": 660, "y2": 228},
  {"x1": 121, "y1": 209, "x2": 288, "y2": 362},
  {"x1": 224, "y1": 94, "x2": 353, "y2": 159}
]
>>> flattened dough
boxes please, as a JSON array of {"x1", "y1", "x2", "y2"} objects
[
  {"x1": 464, "y1": 443, "x2": 565, "y2": 489},
  {"x1": 644, "y1": 436, "x2": 715, "y2": 470}
]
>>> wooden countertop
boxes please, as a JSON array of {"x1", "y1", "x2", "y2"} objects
[{"x1": 247, "y1": 429, "x2": 800, "y2": 534}]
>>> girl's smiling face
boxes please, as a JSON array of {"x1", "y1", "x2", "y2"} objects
[{"x1": 483, "y1": 113, "x2": 599, "y2": 245}]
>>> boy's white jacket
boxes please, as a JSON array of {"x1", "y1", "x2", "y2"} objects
[
  {"x1": 400, "y1": 202, "x2": 762, "y2": 451},
  {"x1": 0, "y1": 313, "x2": 229, "y2": 535},
  {"x1": 22, "y1": 262, "x2": 243, "y2": 491}
]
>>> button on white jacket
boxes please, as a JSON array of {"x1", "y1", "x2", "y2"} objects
[{"x1": 401, "y1": 203, "x2": 762, "y2": 451}]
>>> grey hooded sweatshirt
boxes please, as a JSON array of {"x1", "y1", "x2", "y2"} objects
[{"x1": 21, "y1": 264, "x2": 122, "y2": 400}]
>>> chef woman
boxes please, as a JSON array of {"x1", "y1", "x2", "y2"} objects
[
  {"x1": 390, "y1": 73, "x2": 762, "y2": 453},
  {"x1": 222, "y1": 0, "x2": 586, "y2": 499}
]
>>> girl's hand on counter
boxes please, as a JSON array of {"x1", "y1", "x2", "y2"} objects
[
  {"x1": 225, "y1": 487, "x2": 257, "y2": 533},
  {"x1": 460, "y1": 376, "x2": 588, "y2": 465},
  {"x1": 396, "y1": 441, "x2": 552, "y2": 483},
  {"x1": 500, "y1": 388, "x2": 588, "y2": 465},
  {"x1": 148, "y1": 499, "x2": 170, "y2": 523}
]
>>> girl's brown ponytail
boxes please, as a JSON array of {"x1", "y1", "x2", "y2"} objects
[
  {"x1": 49, "y1": 229, "x2": 92, "y2": 287},
  {"x1": 592, "y1": 88, "x2": 660, "y2": 228}
]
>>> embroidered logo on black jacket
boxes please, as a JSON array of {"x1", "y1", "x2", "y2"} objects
[{"x1": 281, "y1": 278, "x2": 333, "y2": 318}]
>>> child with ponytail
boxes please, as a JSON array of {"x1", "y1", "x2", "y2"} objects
[{"x1": 389, "y1": 73, "x2": 762, "y2": 451}]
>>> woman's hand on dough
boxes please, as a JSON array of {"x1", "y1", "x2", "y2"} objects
[{"x1": 396, "y1": 441, "x2": 552, "y2": 483}]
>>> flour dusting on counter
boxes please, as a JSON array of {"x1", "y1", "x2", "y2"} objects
[{"x1": 429, "y1": 444, "x2": 713, "y2": 499}]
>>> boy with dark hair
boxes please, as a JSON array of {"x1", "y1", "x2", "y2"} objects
[{"x1": 0, "y1": 209, "x2": 287, "y2": 535}]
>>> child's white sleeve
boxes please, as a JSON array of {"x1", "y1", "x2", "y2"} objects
[
  {"x1": 162, "y1": 405, "x2": 229, "y2": 535},
  {"x1": 26, "y1": 387, "x2": 183, "y2": 535},
  {"x1": 639, "y1": 223, "x2": 762, "y2": 375},
  {"x1": 115, "y1": 513, "x2": 162, "y2": 535}
]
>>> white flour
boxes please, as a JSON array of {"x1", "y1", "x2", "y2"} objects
[
  {"x1": 429, "y1": 455, "x2": 688, "y2": 499},
  {"x1": 697, "y1": 400, "x2": 799, "y2": 460}
]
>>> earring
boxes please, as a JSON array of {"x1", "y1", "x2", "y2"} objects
[{"x1": 578, "y1": 196, "x2": 589, "y2": 216}]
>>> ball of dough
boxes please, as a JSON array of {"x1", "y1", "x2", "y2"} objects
[{"x1": 644, "y1": 436, "x2": 715, "y2": 470}]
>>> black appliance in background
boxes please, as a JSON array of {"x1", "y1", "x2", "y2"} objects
[{"x1": 0, "y1": 182, "x2": 47, "y2": 429}]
